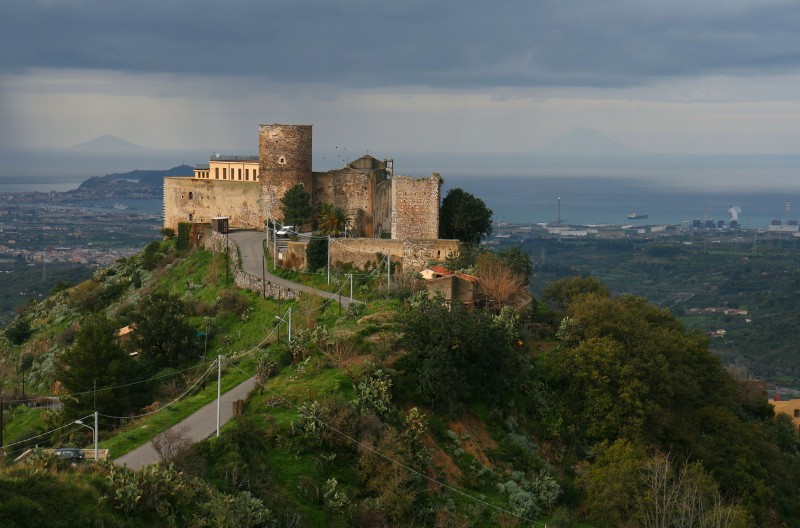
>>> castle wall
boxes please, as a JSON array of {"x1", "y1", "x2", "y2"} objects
[
  {"x1": 163, "y1": 177, "x2": 263, "y2": 232},
  {"x1": 314, "y1": 169, "x2": 377, "y2": 237},
  {"x1": 330, "y1": 238, "x2": 460, "y2": 272},
  {"x1": 391, "y1": 175, "x2": 441, "y2": 240},
  {"x1": 374, "y1": 178, "x2": 392, "y2": 238},
  {"x1": 259, "y1": 124, "x2": 313, "y2": 222}
]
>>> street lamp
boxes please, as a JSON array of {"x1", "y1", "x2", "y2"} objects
[{"x1": 74, "y1": 414, "x2": 98, "y2": 462}]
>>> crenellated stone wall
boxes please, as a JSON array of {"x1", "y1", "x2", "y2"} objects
[{"x1": 391, "y1": 174, "x2": 441, "y2": 240}]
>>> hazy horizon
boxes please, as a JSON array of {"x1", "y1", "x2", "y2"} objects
[{"x1": 2, "y1": 143, "x2": 799, "y2": 195}]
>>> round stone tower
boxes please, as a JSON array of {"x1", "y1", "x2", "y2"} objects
[{"x1": 258, "y1": 124, "x2": 313, "y2": 223}]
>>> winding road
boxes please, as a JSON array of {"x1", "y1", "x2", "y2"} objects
[
  {"x1": 228, "y1": 229, "x2": 355, "y2": 307},
  {"x1": 115, "y1": 229, "x2": 351, "y2": 468}
]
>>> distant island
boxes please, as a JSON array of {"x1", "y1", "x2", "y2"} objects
[{"x1": 71, "y1": 134, "x2": 150, "y2": 151}]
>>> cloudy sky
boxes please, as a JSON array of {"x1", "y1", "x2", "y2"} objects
[{"x1": 2, "y1": 0, "x2": 800, "y2": 155}]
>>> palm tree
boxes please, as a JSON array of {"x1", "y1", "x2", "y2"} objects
[{"x1": 315, "y1": 203, "x2": 352, "y2": 236}]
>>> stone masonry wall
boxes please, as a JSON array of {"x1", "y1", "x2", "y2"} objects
[
  {"x1": 163, "y1": 177, "x2": 262, "y2": 232},
  {"x1": 374, "y1": 178, "x2": 392, "y2": 238},
  {"x1": 330, "y1": 237, "x2": 460, "y2": 272},
  {"x1": 207, "y1": 231, "x2": 299, "y2": 301},
  {"x1": 314, "y1": 169, "x2": 375, "y2": 237},
  {"x1": 259, "y1": 124, "x2": 313, "y2": 222},
  {"x1": 391, "y1": 175, "x2": 441, "y2": 240}
]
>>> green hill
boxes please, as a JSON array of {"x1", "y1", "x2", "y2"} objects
[{"x1": 1, "y1": 241, "x2": 799, "y2": 527}]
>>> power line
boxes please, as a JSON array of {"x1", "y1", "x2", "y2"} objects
[
  {"x1": 1, "y1": 361, "x2": 210, "y2": 406},
  {"x1": 98, "y1": 361, "x2": 218, "y2": 420},
  {"x1": 2, "y1": 413, "x2": 93, "y2": 451},
  {"x1": 226, "y1": 361, "x2": 547, "y2": 527}
]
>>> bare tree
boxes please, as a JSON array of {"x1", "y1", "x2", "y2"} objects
[
  {"x1": 475, "y1": 253, "x2": 527, "y2": 311},
  {"x1": 150, "y1": 424, "x2": 192, "y2": 464},
  {"x1": 636, "y1": 451, "x2": 749, "y2": 528},
  {"x1": 320, "y1": 336, "x2": 359, "y2": 370}
]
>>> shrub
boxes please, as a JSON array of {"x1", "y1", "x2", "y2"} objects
[
  {"x1": 353, "y1": 366, "x2": 394, "y2": 418},
  {"x1": 496, "y1": 470, "x2": 560, "y2": 520},
  {"x1": 5, "y1": 317, "x2": 32, "y2": 345}
]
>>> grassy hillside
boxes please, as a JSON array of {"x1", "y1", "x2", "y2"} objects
[{"x1": 2, "y1": 242, "x2": 800, "y2": 527}]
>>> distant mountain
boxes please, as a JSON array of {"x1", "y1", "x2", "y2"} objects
[
  {"x1": 72, "y1": 135, "x2": 150, "y2": 151},
  {"x1": 538, "y1": 128, "x2": 640, "y2": 155}
]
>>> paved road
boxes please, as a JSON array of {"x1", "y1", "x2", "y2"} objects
[
  {"x1": 114, "y1": 230, "x2": 354, "y2": 468},
  {"x1": 229, "y1": 229, "x2": 356, "y2": 307},
  {"x1": 115, "y1": 376, "x2": 256, "y2": 469}
]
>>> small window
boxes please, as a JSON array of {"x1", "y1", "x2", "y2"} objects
[
  {"x1": 279, "y1": 156, "x2": 286, "y2": 165},
  {"x1": 181, "y1": 193, "x2": 185, "y2": 200},
  {"x1": 238, "y1": 168, "x2": 242, "y2": 180},
  {"x1": 188, "y1": 192, "x2": 193, "y2": 200},
  {"x1": 188, "y1": 213, "x2": 193, "y2": 222},
  {"x1": 223, "y1": 168, "x2": 227, "y2": 179},
  {"x1": 215, "y1": 168, "x2": 219, "y2": 179},
  {"x1": 794, "y1": 409, "x2": 800, "y2": 418},
  {"x1": 245, "y1": 169, "x2": 249, "y2": 180}
]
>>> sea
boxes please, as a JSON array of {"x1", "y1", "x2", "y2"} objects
[{"x1": 2, "y1": 150, "x2": 800, "y2": 229}]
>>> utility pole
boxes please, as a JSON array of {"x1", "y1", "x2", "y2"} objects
[
  {"x1": 202, "y1": 319, "x2": 209, "y2": 390},
  {"x1": 327, "y1": 235, "x2": 331, "y2": 285},
  {"x1": 387, "y1": 256, "x2": 391, "y2": 290},
  {"x1": 94, "y1": 411, "x2": 98, "y2": 462},
  {"x1": 349, "y1": 273, "x2": 353, "y2": 302},
  {"x1": 262, "y1": 244, "x2": 266, "y2": 299},
  {"x1": 287, "y1": 307, "x2": 292, "y2": 343},
  {"x1": 273, "y1": 222, "x2": 278, "y2": 271},
  {"x1": 216, "y1": 355, "x2": 222, "y2": 437},
  {"x1": 225, "y1": 233, "x2": 230, "y2": 285}
]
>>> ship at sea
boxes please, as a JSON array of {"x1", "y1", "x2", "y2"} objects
[{"x1": 627, "y1": 212, "x2": 648, "y2": 220}]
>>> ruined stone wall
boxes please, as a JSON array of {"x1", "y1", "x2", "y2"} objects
[
  {"x1": 399, "y1": 238, "x2": 460, "y2": 270},
  {"x1": 207, "y1": 231, "x2": 299, "y2": 301},
  {"x1": 259, "y1": 124, "x2": 313, "y2": 222},
  {"x1": 163, "y1": 177, "x2": 263, "y2": 232},
  {"x1": 282, "y1": 240, "x2": 309, "y2": 271},
  {"x1": 313, "y1": 169, "x2": 376, "y2": 237},
  {"x1": 374, "y1": 178, "x2": 392, "y2": 238},
  {"x1": 329, "y1": 238, "x2": 460, "y2": 272},
  {"x1": 390, "y1": 174, "x2": 441, "y2": 240}
]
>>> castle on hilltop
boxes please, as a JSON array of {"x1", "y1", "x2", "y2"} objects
[{"x1": 163, "y1": 123, "x2": 459, "y2": 270}]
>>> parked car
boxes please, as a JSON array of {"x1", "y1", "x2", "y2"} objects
[
  {"x1": 55, "y1": 447, "x2": 85, "y2": 464},
  {"x1": 276, "y1": 225, "x2": 295, "y2": 238}
]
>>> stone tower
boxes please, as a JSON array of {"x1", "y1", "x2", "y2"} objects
[{"x1": 258, "y1": 124, "x2": 313, "y2": 223}]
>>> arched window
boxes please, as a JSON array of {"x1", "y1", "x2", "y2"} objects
[{"x1": 188, "y1": 213, "x2": 193, "y2": 222}]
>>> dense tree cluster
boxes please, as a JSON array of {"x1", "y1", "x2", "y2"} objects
[
  {"x1": 396, "y1": 292, "x2": 530, "y2": 415},
  {"x1": 540, "y1": 276, "x2": 800, "y2": 525},
  {"x1": 439, "y1": 188, "x2": 493, "y2": 245}
]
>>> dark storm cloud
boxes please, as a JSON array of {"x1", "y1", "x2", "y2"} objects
[{"x1": 3, "y1": 0, "x2": 800, "y2": 88}]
